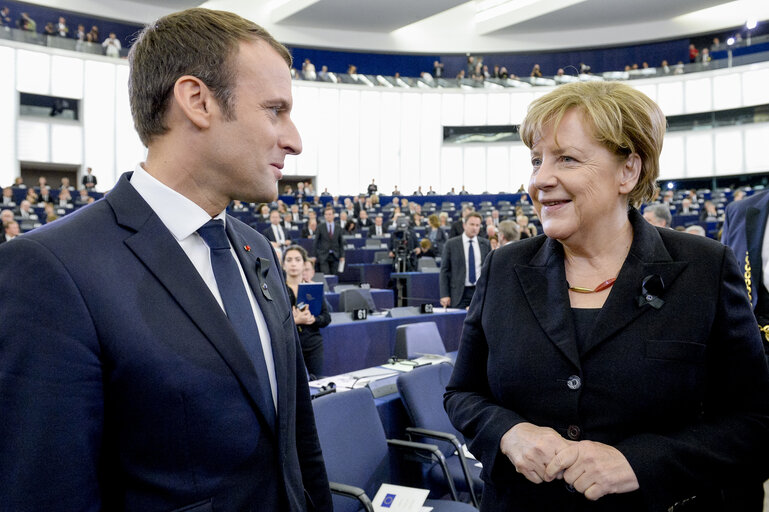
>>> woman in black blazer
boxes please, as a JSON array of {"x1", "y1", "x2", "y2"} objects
[
  {"x1": 444, "y1": 81, "x2": 769, "y2": 512},
  {"x1": 283, "y1": 245, "x2": 330, "y2": 380}
]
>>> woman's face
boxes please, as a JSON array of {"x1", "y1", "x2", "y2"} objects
[
  {"x1": 528, "y1": 109, "x2": 639, "y2": 244},
  {"x1": 283, "y1": 249, "x2": 304, "y2": 278}
]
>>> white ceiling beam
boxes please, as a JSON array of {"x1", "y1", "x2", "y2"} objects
[
  {"x1": 474, "y1": 0, "x2": 588, "y2": 35},
  {"x1": 268, "y1": 0, "x2": 323, "y2": 24}
]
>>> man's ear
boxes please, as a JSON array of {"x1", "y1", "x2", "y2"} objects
[
  {"x1": 172, "y1": 75, "x2": 214, "y2": 130},
  {"x1": 619, "y1": 153, "x2": 642, "y2": 195}
]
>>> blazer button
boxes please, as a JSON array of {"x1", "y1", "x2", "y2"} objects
[
  {"x1": 566, "y1": 375, "x2": 581, "y2": 390},
  {"x1": 567, "y1": 425, "x2": 581, "y2": 440}
]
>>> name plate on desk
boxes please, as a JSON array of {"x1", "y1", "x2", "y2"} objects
[
  {"x1": 419, "y1": 303, "x2": 433, "y2": 314},
  {"x1": 352, "y1": 308, "x2": 368, "y2": 321}
]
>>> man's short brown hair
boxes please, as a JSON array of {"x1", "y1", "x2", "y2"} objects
[{"x1": 128, "y1": 8, "x2": 292, "y2": 147}]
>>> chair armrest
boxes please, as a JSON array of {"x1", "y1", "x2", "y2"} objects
[
  {"x1": 329, "y1": 481, "x2": 375, "y2": 512},
  {"x1": 404, "y1": 427, "x2": 480, "y2": 508},
  {"x1": 386, "y1": 439, "x2": 460, "y2": 501}
]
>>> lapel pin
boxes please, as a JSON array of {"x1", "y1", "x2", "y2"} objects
[
  {"x1": 637, "y1": 274, "x2": 665, "y2": 309},
  {"x1": 244, "y1": 245, "x2": 251, "y2": 252}
]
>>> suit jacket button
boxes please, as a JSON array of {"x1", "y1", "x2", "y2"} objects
[
  {"x1": 567, "y1": 375, "x2": 581, "y2": 390},
  {"x1": 567, "y1": 425, "x2": 581, "y2": 440}
]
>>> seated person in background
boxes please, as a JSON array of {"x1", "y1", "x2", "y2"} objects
[
  {"x1": 700, "y1": 200, "x2": 719, "y2": 221},
  {"x1": 230, "y1": 199, "x2": 247, "y2": 211},
  {"x1": 289, "y1": 204, "x2": 301, "y2": 222},
  {"x1": 357, "y1": 209, "x2": 372, "y2": 230},
  {"x1": 438, "y1": 211, "x2": 449, "y2": 227},
  {"x1": 498, "y1": 219, "x2": 520, "y2": 247},
  {"x1": 343, "y1": 219, "x2": 357, "y2": 235},
  {"x1": 283, "y1": 245, "x2": 330, "y2": 380},
  {"x1": 60, "y1": 177, "x2": 75, "y2": 191},
  {"x1": 281, "y1": 212, "x2": 295, "y2": 231},
  {"x1": 418, "y1": 238, "x2": 438, "y2": 258},
  {"x1": 678, "y1": 197, "x2": 695, "y2": 215},
  {"x1": 426, "y1": 214, "x2": 447, "y2": 254},
  {"x1": 38, "y1": 188, "x2": 51, "y2": 204},
  {"x1": 1, "y1": 220, "x2": 20, "y2": 243},
  {"x1": 13, "y1": 177, "x2": 26, "y2": 188},
  {"x1": 255, "y1": 203, "x2": 270, "y2": 221},
  {"x1": 369, "y1": 215, "x2": 386, "y2": 237},
  {"x1": 262, "y1": 209, "x2": 292, "y2": 248},
  {"x1": 1, "y1": 209, "x2": 14, "y2": 225},
  {"x1": 426, "y1": 186, "x2": 437, "y2": 195},
  {"x1": 44, "y1": 203, "x2": 58, "y2": 223},
  {"x1": 458, "y1": 185, "x2": 470, "y2": 195},
  {"x1": 643, "y1": 204, "x2": 672, "y2": 228},
  {"x1": 74, "y1": 188, "x2": 91, "y2": 206},
  {"x1": 516, "y1": 214, "x2": 538, "y2": 238},
  {"x1": 391, "y1": 186, "x2": 401, "y2": 196},
  {"x1": 302, "y1": 218, "x2": 317, "y2": 239},
  {"x1": 16, "y1": 200, "x2": 36, "y2": 220},
  {"x1": 2, "y1": 187, "x2": 15, "y2": 207},
  {"x1": 411, "y1": 212, "x2": 425, "y2": 228},
  {"x1": 25, "y1": 189, "x2": 38, "y2": 205},
  {"x1": 58, "y1": 189, "x2": 73, "y2": 208},
  {"x1": 488, "y1": 234, "x2": 499, "y2": 250}
]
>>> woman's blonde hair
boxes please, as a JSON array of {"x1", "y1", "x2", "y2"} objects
[{"x1": 520, "y1": 81, "x2": 666, "y2": 207}]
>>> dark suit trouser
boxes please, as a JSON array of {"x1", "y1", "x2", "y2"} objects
[
  {"x1": 319, "y1": 252, "x2": 339, "y2": 275},
  {"x1": 456, "y1": 286, "x2": 475, "y2": 309}
]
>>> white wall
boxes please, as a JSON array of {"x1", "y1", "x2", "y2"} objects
[
  {"x1": 3, "y1": 40, "x2": 145, "y2": 189},
  {"x1": 2, "y1": 37, "x2": 769, "y2": 192}
]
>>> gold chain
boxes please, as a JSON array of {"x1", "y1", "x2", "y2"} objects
[
  {"x1": 745, "y1": 251, "x2": 769, "y2": 342},
  {"x1": 744, "y1": 251, "x2": 753, "y2": 304}
]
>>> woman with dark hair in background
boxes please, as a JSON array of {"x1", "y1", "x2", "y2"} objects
[{"x1": 283, "y1": 245, "x2": 330, "y2": 380}]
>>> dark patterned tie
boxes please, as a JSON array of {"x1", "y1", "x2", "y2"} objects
[
  {"x1": 468, "y1": 239, "x2": 476, "y2": 285},
  {"x1": 197, "y1": 219, "x2": 275, "y2": 427}
]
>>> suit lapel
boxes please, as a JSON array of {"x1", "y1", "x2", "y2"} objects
[
  {"x1": 584, "y1": 210, "x2": 687, "y2": 355},
  {"x1": 107, "y1": 174, "x2": 277, "y2": 433},
  {"x1": 515, "y1": 238, "x2": 580, "y2": 369},
  {"x1": 227, "y1": 221, "x2": 288, "y2": 437}
]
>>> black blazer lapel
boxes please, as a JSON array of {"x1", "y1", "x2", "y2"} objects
[
  {"x1": 227, "y1": 221, "x2": 288, "y2": 436},
  {"x1": 584, "y1": 210, "x2": 687, "y2": 355},
  {"x1": 515, "y1": 238, "x2": 580, "y2": 369},
  {"x1": 107, "y1": 174, "x2": 277, "y2": 433}
]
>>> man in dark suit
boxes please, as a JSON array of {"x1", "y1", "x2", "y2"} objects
[
  {"x1": 440, "y1": 212, "x2": 490, "y2": 308},
  {"x1": 314, "y1": 206, "x2": 344, "y2": 274},
  {"x1": 369, "y1": 214, "x2": 386, "y2": 237},
  {"x1": 722, "y1": 190, "x2": 769, "y2": 358},
  {"x1": 0, "y1": 9, "x2": 331, "y2": 512},
  {"x1": 353, "y1": 194, "x2": 367, "y2": 218},
  {"x1": 449, "y1": 205, "x2": 474, "y2": 238},
  {"x1": 357, "y1": 209, "x2": 372, "y2": 230},
  {"x1": 302, "y1": 217, "x2": 317, "y2": 238},
  {"x1": 261, "y1": 208, "x2": 291, "y2": 249},
  {"x1": 81, "y1": 166, "x2": 98, "y2": 189}
]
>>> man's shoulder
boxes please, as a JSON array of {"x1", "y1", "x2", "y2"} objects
[{"x1": 728, "y1": 191, "x2": 769, "y2": 215}]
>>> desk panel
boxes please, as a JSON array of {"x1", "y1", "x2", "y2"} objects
[
  {"x1": 320, "y1": 310, "x2": 465, "y2": 375},
  {"x1": 325, "y1": 288, "x2": 395, "y2": 312},
  {"x1": 391, "y1": 272, "x2": 441, "y2": 306}
]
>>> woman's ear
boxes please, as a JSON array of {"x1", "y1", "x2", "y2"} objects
[
  {"x1": 619, "y1": 153, "x2": 642, "y2": 195},
  {"x1": 172, "y1": 75, "x2": 214, "y2": 130}
]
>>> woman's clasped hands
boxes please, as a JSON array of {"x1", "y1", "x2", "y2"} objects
[{"x1": 500, "y1": 422, "x2": 639, "y2": 500}]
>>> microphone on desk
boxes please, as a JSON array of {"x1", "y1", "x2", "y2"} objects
[{"x1": 311, "y1": 382, "x2": 336, "y2": 400}]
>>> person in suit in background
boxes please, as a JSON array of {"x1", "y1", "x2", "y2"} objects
[
  {"x1": 357, "y1": 209, "x2": 372, "y2": 230},
  {"x1": 302, "y1": 217, "x2": 317, "y2": 239},
  {"x1": 261, "y1": 208, "x2": 292, "y2": 249},
  {"x1": 353, "y1": 194, "x2": 367, "y2": 218},
  {"x1": 1, "y1": 220, "x2": 19, "y2": 243},
  {"x1": 722, "y1": 190, "x2": 769, "y2": 362},
  {"x1": 497, "y1": 219, "x2": 520, "y2": 247},
  {"x1": 449, "y1": 205, "x2": 474, "y2": 238},
  {"x1": 445, "y1": 80, "x2": 769, "y2": 512},
  {"x1": 0, "y1": 8, "x2": 332, "y2": 511},
  {"x1": 439, "y1": 212, "x2": 490, "y2": 309},
  {"x1": 369, "y1": 214, "x2": 386, "y2": 237},
  {"x1": 367, "y1": 179, "x2": 377, "y2": 196},
  {"x1": 314, "y1": 206, "x2": 344, "y2": 274}
]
